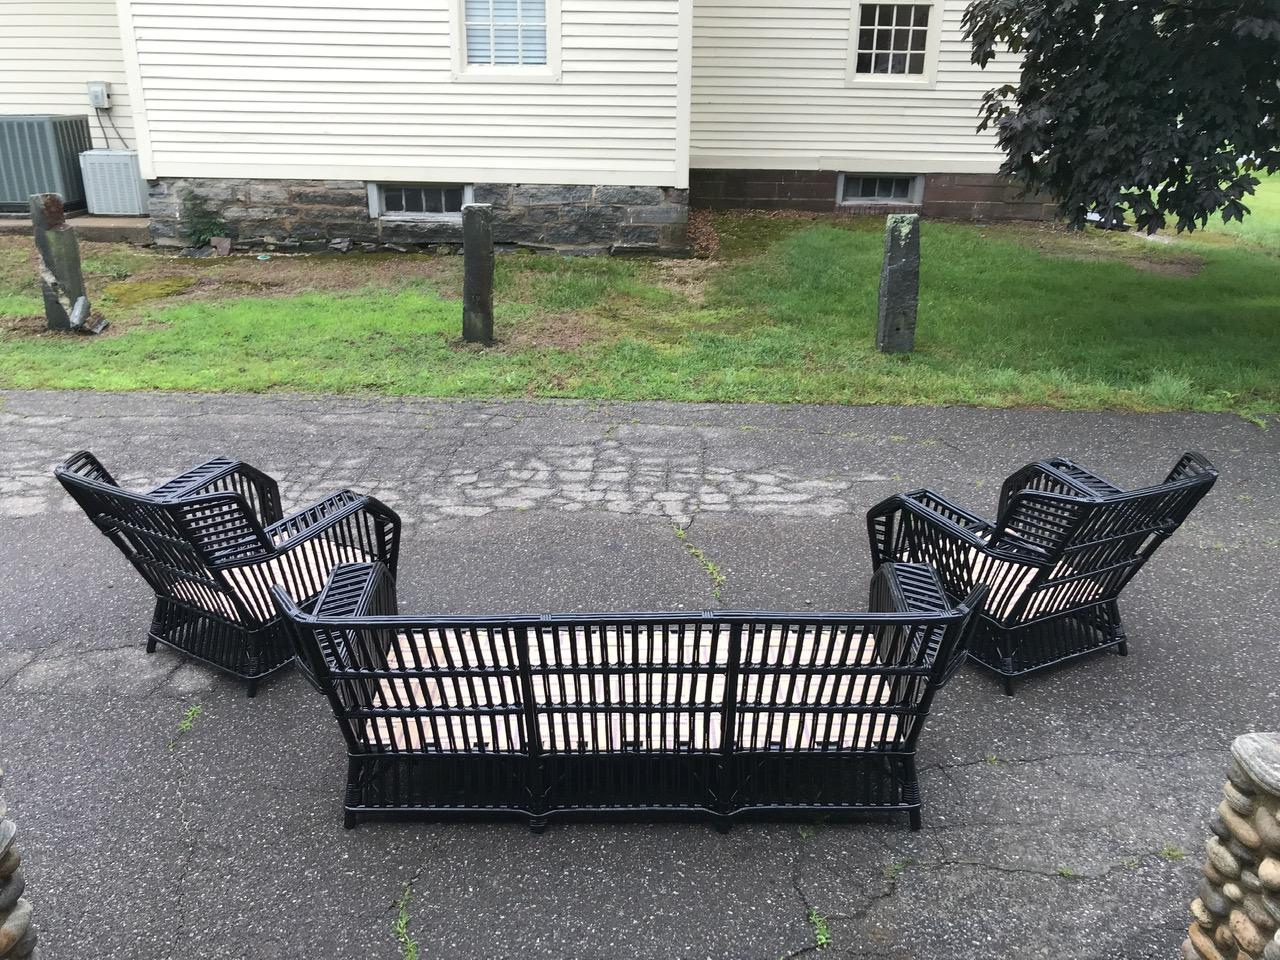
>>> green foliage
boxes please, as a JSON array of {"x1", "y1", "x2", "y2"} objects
[
  {"x1": 0, "y1": 215, "x2": 1277, "y2": 420},
  {"x1": 103, "y1": 276, "x2": 196, "y2": 307},
  {"x1": 168, "y1": 704, "x2": 203, "y2": 749},
  {"x1": 393, "y1": 885, "x2": 419, "y2": 960},
  {"x1": 807, "y1": 908, "x2": 831, "y2": 949},
  {"x1": 1159, "y1": 843, "x2": 1186, "y2": 861},
  {"x1": 180, "y1": 189, "x2": 228, "y2": 248},
  {"x1": 964, "y1": 0, "x2": 1280, "y2": 232},
  {"x1": 673, "y1": 525, "x2": 726, "y2": 599}
]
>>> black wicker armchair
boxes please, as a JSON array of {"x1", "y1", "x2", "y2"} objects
[
  {"x1": 272, "y1": 560, "x2": 985, "y2": 832},
  {"x1": 56, "y1": 451, "x2": 401, "y2": 696},
  {"x1": 867, "y1": 452, "x2": 1217, "y2": 694}
]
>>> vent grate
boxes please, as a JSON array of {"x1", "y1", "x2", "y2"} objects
[
  {"x1": 80, "y1": 150, "x2": 148, "y2": 216},
  {"x1": 0, "y1": 115, "x2": 91, "y2": 211}
]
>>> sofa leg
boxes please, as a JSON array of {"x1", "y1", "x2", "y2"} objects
[
  {"x1": 146, "y1": 635, "x2": 158, "y2": 654},
  {"x1": 529, "y1": 816, "x2": 548, "y2": 835},
  {"x1": 1116, "y1": 640, "x2": 1129, "y2": 657},
  {"x1": 246, "y1": 678, "x2": 259, "y2": 699},
  {"x1": 343, "y1": 810, "x2": 359, "y2": 830},
  {"x1": 1001, "y1": 675, "x2": 1015, "y2": 697},
  {"x1": 909, "y1": 809, "x2": 922, "y2": 832}
]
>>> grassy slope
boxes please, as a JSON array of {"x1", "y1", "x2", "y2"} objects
[
  {"x1": 1199, "y1": 172, "x2": 1280, "y2": 254},
  {"x1": 0, "y1": 212, "x2": 1276, "y2": 418}
]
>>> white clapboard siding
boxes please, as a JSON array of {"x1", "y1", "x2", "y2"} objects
[
  {"x1": 121, "y1": 0, "x2": 689, "y2": 186},
  {"x1": 0, "y1": 0, "x2": 136, "y2": 149},
  {"x1": 690, "y1": 0, "x2": 1022, "y2": 173}
]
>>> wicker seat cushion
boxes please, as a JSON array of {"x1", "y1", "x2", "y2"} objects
[{"x1": 365, "y1": 626, "x2": 905, "y2": 753}]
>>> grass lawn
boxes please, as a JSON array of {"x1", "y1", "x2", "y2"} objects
[
  {"x1": 1198, "y1": 171, "x2": 1280, "y2": 254},
  {"x1": 0, "y1": 207, "x2": 1276, "y2": 421}
]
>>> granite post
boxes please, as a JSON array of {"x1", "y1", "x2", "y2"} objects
[
  {"x1": 876, "y1": 213, "x2": 920, "y2": 354},
  {"x1": 462, "y1": 203, "x2": 494, "y2": 345}
]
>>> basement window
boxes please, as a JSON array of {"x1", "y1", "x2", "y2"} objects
[
  {"x1": 838, "y1": 174, "x2": 921, "y2": 205},
  {"x1": 368, "y1": 183, "x2": 474, "y2": 220}
]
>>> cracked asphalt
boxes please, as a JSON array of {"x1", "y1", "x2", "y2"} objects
[{"x1": 1, "y1": 390, "x2": 1276, "y2": 960}]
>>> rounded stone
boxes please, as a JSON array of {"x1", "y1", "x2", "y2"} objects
[
  {"x1": 1214, "y1": 920, "x2": 1237, "y2": 952},
  {"x1": 1230, "y1": 760, "x2": 1260, "y2": 795},
  {"x1": 1211, "y1": 809, "x2": 1234, "y2": 842},
  {"x1": 1231, "y1": 909, "x2": 1268, "y2": 955},
  {"x1": 1260, "y1": 894, "x2": 1280, "y2": 926},
  {"x1": 1266, "y1": 938, "x2": 1280, "y2": 960},
  {"x1": 1222, "y1": 803, "x2": 1265, "y2": 849},
  {"x1": 1233, "y1": 733, "x2": 1280, "y2": 796},
  {"x1": 1228, "y1": 838, "x2": 1258, "y2": 863},
  {"x1": 1256, "y1": 808, "x2": 1280, "y2": 849},
  {"x1": 1226, "y1": 782, "x2": 1260, "y2": 818},
  {"x1": 1243, "y1": 893, "x2": 1277, "y2": 931},
  {"x1": 1208, "y1": 863, "x2": 1233, "y2": 886},
  {"x1": 0, "y1": 821, "x2": 14, "y2": 860},
  {"x1": 7, "y1": 924, "x2": 36, "y2": 959},
  {"x1": 0, "y1": 871, "x2": 24, "y2": 913},
  {"x1": 1192, "y1": 898, "x2": 1216, "y2": 928},
  {"x1": 1244, "y1": 870, "x2": 1266, "y2": 892},
  {"x1": 1262, "y1": 858, "x2": 1280, "y2": 892},
  {"x1": 0, "y1": 898, "x2": 31, "y2": 954},
  {"x1": 1210, "y1": 839, "x2": 1243, "y2": 879},
  {"x1": 1191, "y1": 922, "x2": 1227, "y2": 960},
  {"x1": 0, "y1": 848, "x2": 20, "y2": 881},
  {"x1": 1226, "y1": 883, "x2": 1246, "y2": 903},
  {"x1": 1181, "y1": 937, "x2": 1200, "y2": 960},
  {"x1": 1203, "y1": 881, "x2": 1234, "y2": 916}
]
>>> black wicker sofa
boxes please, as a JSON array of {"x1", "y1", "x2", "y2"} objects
[{"x1": 273, "y1": 560, "x2": 986, "y2": 832}]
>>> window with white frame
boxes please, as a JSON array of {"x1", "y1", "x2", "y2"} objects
[
  {"x1": 465, "y1": 0, "x2": 547, "y2": 66},
  {"x1": 368, "y1": 183, "x2": 474, "y2": 219},
  {"x1": 838, "y1": 174, "x2": 921, "y2": 205},
  {"x1": 853, "y1": 4, "x2": 932, "y2": 77}
]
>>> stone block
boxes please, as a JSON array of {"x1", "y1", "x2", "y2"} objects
[
  {"x1": 471, "y1": 183, "x2": 512, "y2": 205},
  {"x1": 248, "y1": 182, "x2": 289, "y2": 203},
  {"x1": 625, "y1": 204, "x2": 688, "y2": 225},
  {"x1": 512, "y1": 184, "x2": 593, "y2": 205},
  {"x1": 594, "y1": 186, "x2": 664, "y2": 205}
]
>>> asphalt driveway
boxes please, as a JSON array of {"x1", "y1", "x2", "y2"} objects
[{"x1": 1, "y1": 390, "x2": 1275, "y2": 959}]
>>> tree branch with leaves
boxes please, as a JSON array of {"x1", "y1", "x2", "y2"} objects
[{"x1": 963, "y1": 0, "x2": 1280, "y2": 232}]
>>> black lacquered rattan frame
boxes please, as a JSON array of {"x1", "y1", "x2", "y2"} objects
[
  {"x1": 273, "y1": 562, "x2": 985, "y2": 832},
  {"x1": 55, "y1": 451, "x2": 401, "y2": 696},
  {"x1": 867, "y1": 452, "x2": 1217, "y2": 694}
]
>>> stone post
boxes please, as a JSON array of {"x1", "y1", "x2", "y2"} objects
[
  {"x1": 876, "y1": 213, "x2": 920, "y2": 354},
  {"x1": 0, "y1": 767, "x2": 37, "y2": 959},
  {"x1": 29, "y1": 193, "x2": 98, "y2": 333},
  {"x1": 461, "y1": 203, "x2": 494, "y2": 345},
  {"x1": 1181, "y1": 733, "x2": 1280, "y2": 960}
]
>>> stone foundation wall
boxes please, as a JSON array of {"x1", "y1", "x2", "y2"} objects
[
  {"x1": 148, "y1": 180, "x2": 689, "y2": 256},
  {"x1": 1182, "y1": 732, "x2": 1280, "y2": 960},
  {"x1": 688, "y1": 168, "x2": 1054, "y2": 221}
]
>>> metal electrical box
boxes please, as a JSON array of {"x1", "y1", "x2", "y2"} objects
[
  {"x1": 0, "y1": 114, "x2": 91, "y2": 211},
  {"x1": 80, "y1": 149, "x2": 148, "y2": 216},
  {"x1": 86, "y1": 81, "x2": 111, "y2": 109}
]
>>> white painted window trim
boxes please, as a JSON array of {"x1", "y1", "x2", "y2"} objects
[
  {"x1": 836, "y1": 173, "x2": 924, "y2": 206},
  {"x1": 845, "y1": 1, "x2": 941, "y2": 90},
  {"x1": 367, "y1": 183, "x2": 475, "y2": 221},
  {"x1": 449, "y1": 0, "x2": 562, "y2": 83}
]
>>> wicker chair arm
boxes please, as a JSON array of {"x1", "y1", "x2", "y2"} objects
[
  {"x1": 266, "y1": 491, "x2": 401, "y2": 569},
  {"x1": 867, "y1": 489, "x2": 994, "y2": 564},
  {"x1": 56, "y1": 450, "x2": 118, "y2": 487},
  {"x1": 312, "y1": 562, "x2": 400, "y2": 619},
  {"x1": 1164, "y1": 450, "x2": 1217, "y2": 485},
  {"x1": 934, "y1": 584, "x2": 988, "y2": 688},
  {"x1": 149, "y1": 458, "x2": 284, "y2": 524}
]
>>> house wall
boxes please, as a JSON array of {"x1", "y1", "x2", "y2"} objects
[
  {"x1": 688, "y1": 0, "x2": 1046, "y2": 218},
  {"x1": 0, "y1": 0, "x2": 136, "y2": 150},
  {"x1": 118, "y1": 0, "x2": 689, "y2": 189}
]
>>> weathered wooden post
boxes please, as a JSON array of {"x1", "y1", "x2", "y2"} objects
[
  {"x1": 29, "y1": 193, "x2": 104, "y2": 333},
  {"x1": 876, "y1": 213, "x2": 920, "y2": 354},
  {"x1": 461, "y1": 203, "x2": 494, "y2": 345}
]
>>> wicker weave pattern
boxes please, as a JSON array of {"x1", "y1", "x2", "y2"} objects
[
  {"x1": 55, "y1": 451, "x2": 401, "y2": 695},
  {"x1": 868, "y1": 452, "x2": 1217, "y2": 693},
  {"x1": 274, "y1": 561, "x2": 985, "y2": 831}
]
